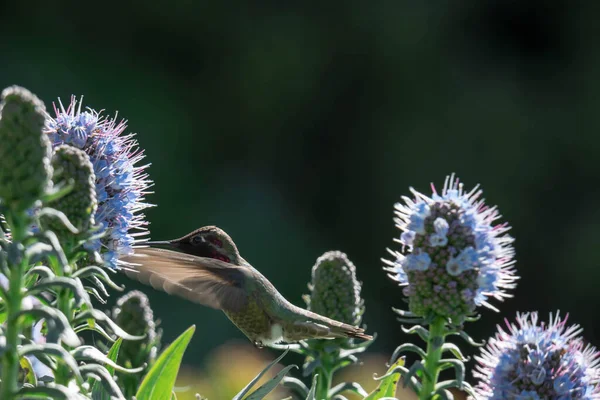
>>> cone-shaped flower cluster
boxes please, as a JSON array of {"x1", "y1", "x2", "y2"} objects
[
  {"x1": 113, "y1": 290, "x2": 160, "y2": 367},
  {"x1": 384, "y1": 174, "x2": 517, "y2": 323},
  {"x1": 473, "y1": 312, "x2": 600, "y2": 399},
  {"x1": 43, "y1": 145, "x2": 97, "y2": 237},
  {"x1": 0, "y1": 86, "x2": 52, "y2": 212},
  {"x1": 45, "y1": 98, "x2": 152, "y2": 268},
  {"x1": 305, "y1": 251, "x2": 364, "y2": 326}
]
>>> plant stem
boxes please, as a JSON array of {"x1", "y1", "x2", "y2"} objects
[
  {"x1": 1, "y1": 215, "x2": 27, "y2": 399},
  {"x1": 420, "y1": 317, "x2": 446, "y2": 400},
  {"x1": 315, "y1": 365, "x2": 332, "y2": 400}
]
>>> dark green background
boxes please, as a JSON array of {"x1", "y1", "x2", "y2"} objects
[{"x1": 1, "y1": 0, "x2": 599, "y2": 372}]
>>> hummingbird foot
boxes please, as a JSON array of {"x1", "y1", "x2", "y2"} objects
[{"x1": 253, "y1": 340, "x2": 264, "y2": 349}]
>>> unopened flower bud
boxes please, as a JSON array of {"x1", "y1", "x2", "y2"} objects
[
  {"x1": 0, "y1": 86, "x2": 51, "y2": 211},
  {"x1": 45, "y1": 145, "x2": 97, "y2": 237},
  {"x1": 305, "y1": 251, "x2": 364, "y2": 326}
]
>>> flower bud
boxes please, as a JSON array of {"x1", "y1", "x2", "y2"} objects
[
  {"x1": 0, "y1": 86, "x2": 51, "y2": 211},
  {"x1": 113, "y1": 290, "x2": 159, "y2": 367},
  {"x1": 44, "y1": 145, "x2": 97, "y2": 236},
  {"x1": 305, "y1": 251, "x2": 364, "y2": 326}
]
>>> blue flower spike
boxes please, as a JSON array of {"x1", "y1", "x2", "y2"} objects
[
  {"x1": 384, "y1": 174, "x2": 518, "y2": 324},
  {"x1": 45, "y1": 97, "x2": 153, "y2": 268},
  {"x1": 473, "y1": 312, "x2": 600, "y2": 400}
]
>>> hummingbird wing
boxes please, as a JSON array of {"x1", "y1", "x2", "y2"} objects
[{"x1": 121, "y1": 247, "x2": 250, "y2": 313}]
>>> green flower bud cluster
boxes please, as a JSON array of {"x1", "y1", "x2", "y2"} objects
[
  {"x1": 305, "y1": 251, "x2": 364, "y2": 326},
  {"x1": 113, "y1": 291, "x2": 160, "y2": 363},
  {"x1": 44, "y1": 145, "x2": 97, "y2": 236},
  {"x1": 113, "y1": 290, "x2": 162, "y2": 398},
  {"x1": 0, "y1": 86, "x2": 52, "y2": 211}
]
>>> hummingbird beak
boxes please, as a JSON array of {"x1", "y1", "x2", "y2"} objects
[{"x1": 146, "y1": 240, "x2": 179, "y2": 248}]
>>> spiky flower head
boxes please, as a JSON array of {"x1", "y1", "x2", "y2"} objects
[
  {"x1": 0, "y1": 86, "x2": 52, "y2": 212},
  {"x1": 304, "y1": 251, "x2": 364, "y2": 326},
  {"x1": 384, "y1": 174, "x2": 517, "y2": 324},
  {"x1": 473, "y1": 312, "x2": 600, "y2": 399},
  {"x1": 44, "y1": 97, "x2": 153, "y2": 268},
  {"x1": 43, "y1": 145, "x2": 97, "y2": 238}
]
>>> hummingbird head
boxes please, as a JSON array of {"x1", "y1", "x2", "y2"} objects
[{"x1": 147, "y1": 226, "x2": 242, "y2": 265}]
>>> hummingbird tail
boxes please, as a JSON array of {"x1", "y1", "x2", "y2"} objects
[
  {"x1": 298, "y1": 308, "x2": 374, "y2": 340},
  {"x1": 329, "y1": 324, "x2": 373, "y2": 341}
]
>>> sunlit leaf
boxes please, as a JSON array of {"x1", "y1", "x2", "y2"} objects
[
  {"x1": 364, "y1": 357, "x2": 405, "y2": 399},
  {"x1": 135, "y1": 325, "x2": 195, "y2": 400}
]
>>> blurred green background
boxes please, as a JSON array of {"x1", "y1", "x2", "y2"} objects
[{"x1": 1, "y1": 0, "x2": 599, "y2": 395}]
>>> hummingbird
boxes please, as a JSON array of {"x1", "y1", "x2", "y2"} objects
[{"x1": 121, "y1": 226, "x2": 372, "y2": 348}]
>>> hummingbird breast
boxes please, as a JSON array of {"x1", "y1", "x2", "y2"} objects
[{"x1": 223, "y1": 299, "x2": 281, "y2": 345}]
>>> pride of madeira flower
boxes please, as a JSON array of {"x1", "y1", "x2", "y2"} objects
[
  {"x1": 384, "y1": 174, "x2": 517, "y2": 324},
  {"x1": 44, "y1": 97, "x2": 152, "y2": 268},
  {"x1": 473, "y1": 312, "x2": 600, "y2": 399}
]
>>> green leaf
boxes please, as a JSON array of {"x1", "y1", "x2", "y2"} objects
[
  {"x1": 245, "y1": 364, "x2": 297, "y2": 400},
  {"x1": 15, "y1": 384, "x2": 78, "y2": 399},
  {"x1": 232, "y1": 349, "x2": 289, "y2": 400},
  {"x1": 72, "y1": 345, "x2": 144, "y2": 374},
  {"x1": 19, "y1": 343, "x2": 82, "y2": 382},
  {"x1": 135, "y1": 325, "x2": 195, "y2": 400},
  {"x1": 91, "y1": 338, "x2": 121, "y2": 400},
  {"x1": 16, "y1": 306, "x2": 81, "y2": 347},
  {"x1": 364, "y1": 357, "x2": 405, "y2": 399},
  {"x1": 73, "y1": 308, "x2": 145, "y2": 341},
  {"x1": 305, "y1": 374, "x2": 318, "y2": 400},
  {"x1": 19, "y1": 356, "x2": 37, "y2": 386}
]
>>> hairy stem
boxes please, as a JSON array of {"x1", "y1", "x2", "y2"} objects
[{"x1": 420, "y1": 317, "x2": 446, "y2": 400}]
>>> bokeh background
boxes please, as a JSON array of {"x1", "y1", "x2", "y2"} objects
[{"x1": 1, "y1": 1, "x2": 599, "y2": 397}]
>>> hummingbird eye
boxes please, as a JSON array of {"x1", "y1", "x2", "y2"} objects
[{"x1": 191, "y1": 235, "x2": 203, "y2": 245}]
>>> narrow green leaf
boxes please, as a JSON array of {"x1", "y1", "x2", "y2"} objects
[
  {"x1": 232, "y1": 349, "x2": 289, "y2": 400},
  {"x1": 19, "y1": 343, "x2": 82, "y2": 382},
  {"x1": 91, "y1": 338, "x2": 122, "y2": 400},
  {"x1": 72, "y1": 345, "x2": 144, "y2": 373},
  {"x1": 16, "y1": 385, "x2": 76, "y2": 399},
  {"x1": 364, "y1": 357, "x2": 405, "y2": 399},
  {"x1": 135, "y1": 325, "x2": 195, "y2": 400},
  {"x1": 246, "y1": 364, "x2": 297, "y2": 400},
  {"x1": 305, "y1": 374, "x2": 318, "y2": 400}
]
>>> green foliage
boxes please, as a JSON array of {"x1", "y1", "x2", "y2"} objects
[
  {"x1": 232, "y1": 349, "x2": 296, "y2": 400},
  {"x1": 136, "y1": 325, "x2": 195, "y2": 400},
  {"x1": 91, "y1": 338, "x2": 122, "y2": 400},
  {"x1": 365, "y1": 357, "x2": 405, "y2": 399},
  {"x1": 0, "y1": 85, "x2": 168, "y2": 400}
]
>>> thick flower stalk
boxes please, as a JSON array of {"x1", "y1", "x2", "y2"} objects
[
  {"x1": 281, "y1": 251, "x2": 371, "y2": 400},
  {"x1": 0, "y1": 86, "x2": 51, "y2": 399},
  {"x1": 45, "y1": 97, "x2": 153, "y2": 268},
  {"x1": 473, "y1": 312, "x2": 600, "y2": 400},
  {"x1": 383, "y1": 174, "x2": 517, "y2": 400}
]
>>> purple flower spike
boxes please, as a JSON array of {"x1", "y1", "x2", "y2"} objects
[
  {"x1": 45, "y1": 97, "x2": 153, "y2": 268},
  {"x1": 473, "y1": 312, "x2": 600, "y2": 400},
  {"x1": 384, "y1": 174, "x2": 517, "y2": 323}
]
